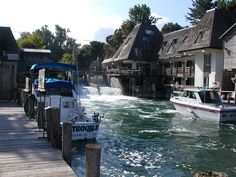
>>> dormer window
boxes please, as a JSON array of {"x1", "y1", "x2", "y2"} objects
[
  {"x1": 182, "y1": 36, "x2": 188, "y2": 43},
  {"x1": 167, "y1": 39, "x2": 178, "y2": 53},
  {"x1": 159, "y1": 41, "x2": 167, "y2": 54},
  {"x1": 195, "y1": 31, "x2": 205, "y2": 43},
  {"x1": 145, "y1": 30, "x2": 154, "y2": 35}
]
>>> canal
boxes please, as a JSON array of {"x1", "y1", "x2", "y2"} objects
[{"x1": 72, "y1": 87, "x2": 236, "y2": 177}]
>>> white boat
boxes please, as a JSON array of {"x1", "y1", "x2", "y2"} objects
[
  {"x1": 24, "y1": 63, "x2": 101, "y2": 140},
  {"x1": 170, "y1": 88, "x2": 236, "y2": 123}
]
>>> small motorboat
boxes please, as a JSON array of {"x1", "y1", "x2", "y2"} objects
[
  {"x1": 24, "y1": 63, "x2": 102, "y2": 140},
  {"x1": 170, "y1": 88, "x2": 236, "y2": 123}
]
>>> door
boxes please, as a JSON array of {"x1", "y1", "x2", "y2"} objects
[{"x1": 0, "y1": 64, "x2": 15, "y2": 100}]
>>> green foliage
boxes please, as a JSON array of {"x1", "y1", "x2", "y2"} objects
[
  {"x1": 161, "y1": 23, "x2": 183, "y2": 34},
  {"x1": 186, "y1": 0, "x2": 216, "y2": 25},
  {"x1": 105, "y1": 4, "x2": 155, "y2": 58},
  {"x1": 17, "y1": 32, "x2": 45, "y2": 49},
  {"x1": 217, "y1": 0, "x2": 236, "y2": 11},
  {"x1": 60, "y1": 53, "x2": 73, "y2": 64},
  {"x1": 17, "y1": 25, "x2": 80, "y2": 62},
  {"x1": 186, "y1": 0, "x2": 236, "y2": 25},
  {"x1": 77, "y1": 41, "x2": 106, "y2": 71},
  {"x1": 129, "y1": 4, "x2": 157, "y2": 25}
]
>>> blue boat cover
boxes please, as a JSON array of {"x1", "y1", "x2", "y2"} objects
[
  {"x1": 30, "y1": 63, "x2": 77, "y2": 73},
  {"x1": 34, "y1": 78, "x2": 74, "y2": 90}
]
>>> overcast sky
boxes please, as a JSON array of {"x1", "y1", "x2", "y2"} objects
[{"x1": 0, "y1": 0, "x2": 193, "y2": 45}]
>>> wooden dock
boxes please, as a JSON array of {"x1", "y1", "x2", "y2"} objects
[{"x1": 0, "y1": 101, "x2": 76, "y2": 177}]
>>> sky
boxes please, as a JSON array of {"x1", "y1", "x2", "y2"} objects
[{"x1": 0, "y1": 0, "x2": 193, "y2": 45}]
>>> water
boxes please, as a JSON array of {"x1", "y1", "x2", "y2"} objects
[{"x1": 72, "y1": 86, "x2": 236, "y2": 177}]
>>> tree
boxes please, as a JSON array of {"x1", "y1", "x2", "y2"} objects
[
  {"x1": 60, "y1": 53, "x2": 73, "y2": 64},
  {"x1": 17, "y1": 32, "x2": 45, "y2": 49},
  {"x1": 77, "y1": 45, "x2": 96, "y2": 71},
  {"x1": 129, "y1": 4, "x2": 157, "y2": 25},
  {"x1": 186, "y1": 0, "x2": 236, "y2": 25},
  {"x1": 185, "y1": 0, "x2": 216, "y2": 25},
  {"x1": 90, "y1": 41, "x2": 105, "y2": 61},
  {"x1": 17, "y1": 25, "x2": 80, "y2": 62},
  {"x1": 161, "y1": 23, "x2": 183, "y2": 34},
  {"x1": 105, "y1": 4, "x2": 156, "y2": 58},
  {"x1": 217, "y1": 0, "x2": 236, "y2": 11},
  {"x1": 76, "y1": 41, "x2": 105, "y2": 71}
]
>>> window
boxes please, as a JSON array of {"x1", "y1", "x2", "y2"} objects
[
  {"x1": 143, "y1": 36, "x2": 148, "y2": 42},
  {"x1": 167, "y1": 39, "x2": 178, "y2": 53},
  {"x1": 204, "y1": 53, "x2": 211, "y2": 72},
  {"x1": 145, "y1": 30, "x2": 154, "y2": 35},
  {"x1": 181, "y1": 90, "x2": 196, "y2": 99},
  {"x1": 134, "y1": 48, "x2": 142, "y2": 58},
  {"x1": 195, "y1": 31, "x2": 205, "y2": 44},
  {"x1": 182, "y1": 36, "x2": 188, "y2": 43},
  {"x1": 159, "y1": 41, "x2": 167, "y2": 54}
]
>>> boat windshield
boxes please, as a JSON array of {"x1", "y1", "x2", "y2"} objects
[
  {"x1": 181, "y1": 90, "x2": 196, "y2": 99},
  {"x1": 199, "y1": 90, "x2": 222, "y2": 104}
]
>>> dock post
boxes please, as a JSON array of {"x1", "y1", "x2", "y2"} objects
[
  {"x1": 85, "y1": 144, "x2": 101, "y2": 177},
  {"x1": 45, "y1": 107, "x2": 51, "y2": 141},
  {"x1": 194, "y1": 171, "x2": 228, "y2": 177},
  {"x1": 49, "y1": 108, "x2": 61, "y2": 148},
  {"x1": 62, "y1": 122, "x2": 72, "y2": 166},
  {"x1": 37, "y1": 102, "x2": 45, "y2": 130}
]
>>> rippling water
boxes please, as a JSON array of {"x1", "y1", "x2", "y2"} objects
[{"x1": 72, "y1": 87, "x2": 236, "y2": 177}]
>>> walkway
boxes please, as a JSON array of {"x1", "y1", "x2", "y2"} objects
[{"x1": 0, "y1": 101, "x2": 76, "y2": 177}]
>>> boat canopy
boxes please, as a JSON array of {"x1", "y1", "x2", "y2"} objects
[
  {"x1": 30, "y1": 63, "x2": 77, "y2": 74},
  {"x1": 33, "y1": 78, "x2": 74, "y2": 90}
]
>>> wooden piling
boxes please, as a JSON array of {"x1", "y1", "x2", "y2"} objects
[
  {"x1": 194, "y1": 171, "x2": 228, "y2": 177},
  {"x1": 62, "y1": 122, "x2": 72, "y2": 166},
  {"x1": 37, "y1": 102, "x2": 45, "y2": 129},
  {"x1": 47, "y1": 108, "x2": 61, "y2": 149},
  {"x1": 86, "y1": 144, "x2": 101, "y2": 177},
  {"x1": 45, "y1": 107, "x2": 51, "y2": 141}
]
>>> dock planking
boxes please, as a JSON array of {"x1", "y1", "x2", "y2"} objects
[{"x1": 0, "y1": 101, "x2": 76, "y2": 177}]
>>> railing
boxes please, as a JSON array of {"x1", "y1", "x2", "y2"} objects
[
  {"x1": 177, "y1": 67, "x2": 184, "y2": 77},
  {"x1": 164, "y1": 66, "x2": 195, "y2": 77},
  {"x1": 185, "y1": 66, "x2": 194, "y2": 76},
  {"x1": 106, "y1": 69, "x2": 144, "y2": 76},
  {"x1": 172, "y1": 67, "x2": 177, "y2": 76},
  {"x1": 165, "y1": 68, "x2": 171, "y2": 76}
]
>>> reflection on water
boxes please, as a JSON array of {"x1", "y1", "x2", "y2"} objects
[{"x1": 72, "y1": 87, "x2": 236, "y2": 177}]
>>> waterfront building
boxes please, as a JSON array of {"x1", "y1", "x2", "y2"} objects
[
  {"x1": 102, "y1": 23, "x2": 163, "y2": 97},
  {"x1": 0, "y1": 27, "x2": 19, "y2": 100},
  {"x1": 159, "y1": 9, "x2": 236, "y2": 89},
  {"x1": 219, "y1": 23, "x2": 236, "y2": 91}
]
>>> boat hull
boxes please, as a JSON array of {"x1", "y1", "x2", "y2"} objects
[
  {"x1": 71, "y1": 122, "x2": 100, "y2": 140},
  {"x1": 171, "y1": 99, "x2": 236, "y2": 123}
]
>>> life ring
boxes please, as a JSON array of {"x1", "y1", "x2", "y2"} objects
[{"x1": 24, "y1": 94, "x2": 38, "y2": 119}]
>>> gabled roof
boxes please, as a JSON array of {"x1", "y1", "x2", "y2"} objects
[
  {"x1": 0, "y1": 27, "x2": 19, "y2": 54},
  {"x1": 159, "y1": 8, "x2": 236, "y2": 59},
  {"x1": 102, "y1": 23, "x2": 163, "y2": 64}
]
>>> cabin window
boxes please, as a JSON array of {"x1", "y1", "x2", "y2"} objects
[
  {"x1": 181, "y1": 90, "x2": 196, "y2": 99},
  {"x1": 199, "y1": 91, "x2": 221, "y2": 104}
]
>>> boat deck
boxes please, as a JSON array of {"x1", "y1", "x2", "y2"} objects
[{"x1": 0, "y1": 101, "x2": 76, "y2": 177}]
